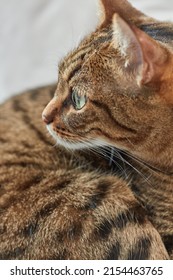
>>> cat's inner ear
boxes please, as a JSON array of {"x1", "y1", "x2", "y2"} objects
[
  {"x1": 99, "y1": 0, "x2": 147, "y2": 27},
  {"x1": 112, "y1": 14, "x2": 168, "y2": 86}
]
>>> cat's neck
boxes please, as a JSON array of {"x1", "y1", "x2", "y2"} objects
[
  {"x1": 123, "y1": 100, "x2": 173, "y2": 175},
  {"x1": 108, "y1": 147, "x2": 173, "y2": 182}
]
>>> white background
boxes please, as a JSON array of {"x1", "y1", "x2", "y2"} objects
[{"x1": 0, "y1": 0, "x2": 173, "y2": 103}]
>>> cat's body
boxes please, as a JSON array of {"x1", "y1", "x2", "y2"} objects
[
  {"x1": 0, "y1": 0, "x2": 173, "y2": 259},
  {"x1": 0, "y1": 85, "x2": 169, "y2": 260}
]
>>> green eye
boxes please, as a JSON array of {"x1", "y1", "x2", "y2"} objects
[{"x1": 71, "y1": 90, "x2": 87, "y2": 110}]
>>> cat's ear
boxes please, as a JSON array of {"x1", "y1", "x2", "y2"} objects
[
  {"x1": 99, "y1": 0, "x2": 150, "y2": 27},
  {"x1": 112, "y1": 14, "x2": 168, "y2": 86}
]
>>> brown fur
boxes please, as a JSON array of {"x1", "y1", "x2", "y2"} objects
[
  {"x1": 0, "y1": 85, "x2": 168, "y2": 260},
  {"x1": 0, "y1": 0, "x2": 173, "y2": 259}
]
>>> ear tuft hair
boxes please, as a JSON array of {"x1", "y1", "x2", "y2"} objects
[{"x1": 112, "y1": 14, "x2": 168, "y2": 86}]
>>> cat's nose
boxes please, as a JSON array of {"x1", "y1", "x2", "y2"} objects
[
  {"x1": 42, "y1": 98, "x2": 58, "y2": 124},
  {"x1": 42, "y1": 113, "x2": 52, "y2": 124}
]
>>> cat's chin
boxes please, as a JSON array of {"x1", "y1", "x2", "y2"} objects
[{"x1": 46, "y1": 124, "x2": 111, "y2": 151}]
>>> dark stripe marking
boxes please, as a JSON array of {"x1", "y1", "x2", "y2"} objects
[
  {"x1": 12, "y1": 99, "x2": 22, "y2": 112},
  {"x1": 97, "y1": 180, "x2": 110, "y2": 192},
  {"x1": 60, "y1": 30, "x2": 112, "y2": 73},
  {"x1": 19, "y1": 175, "x2": 43, "y2": 191},
  {"x1": 127, "y1": 237, "x2": 151, "y2": 260},
  {"x1": 67, "y1": 64, "x2": 82, "y2": 82},
  {"x1": 55, "y1": 223, "x2": 83, "y2": 242},
  {"x1": 0, "y1": 247, "x2": 25, "y2": 260},
  {"x1": 66, "y1": 223, "x2": 83, "y2": 240},
  {"x1": 84, "y1": 180, "x2": 109, "y2": 210},
  {"x1": 0, "y1": 225, "x2": 6, "y2": 235},
  {"x1": 106, "y1": 242, "x2": 121, "y2": 260},
  {"x1": 29, "y1": 89, "x2": 40, "y2": 101},
  {"x1": 29, "y1": 86, "x2": 56, "y2": 101},
  {"x1": 84, "y1": 192, "x2": 106, "y2": 210},
  {"x1": 96, "y1": 220, "x2": 112, "y2": 239},
  {"x1": 0, "y1": 137, "x2": 6, "y2": 144},
  {"x1": 22, "y1": 114, "x2": 52, "y2": 146},
  {"x1": 12, "y1": 99, "x2": 52, "y2": 146},
  {"x1": 114, "y1": 205, "x2": 146, "y2": 230},
  {"x1": 0, "y1": 161, "x2": 41, "y2": 169},
  {"x1": 22, "y1": 222, "x2": 38, "y2": 238},
  {"x1": 94, "y1": 205, "x2": 146, "y2": 239},
  {"x1": 140, "y1": 24, "x2": 173, "y2": 42},
  {"x1": 85, "y1": 127, "x2": 126, "y2": 142},
  {"x1": 36, "y1": 200, "x2": 60, "y2": 220},
  {"x1": 162, "y1": 234, "x2": 173, "y2": 255},
  {"x1": 51, "y1": 179, "x2": 71, "y2": 191},
  {"x1": 91, "y1": 100, "x2": 137, "y2": 134},
  {"x1": 65, "y1": 53, "x2": 86, "y2": 73},
  {"x1": 21, "y1": 141, "x2": 34, "y2": 149}
]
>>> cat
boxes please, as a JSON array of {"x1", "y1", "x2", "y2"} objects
[{"x1": 0, "y1": 0, "x2": 172, "y2": 260}]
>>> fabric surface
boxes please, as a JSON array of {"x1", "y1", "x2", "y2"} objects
[{"x1": 0, "y1": 0, "x2": 173, "y2": 103}]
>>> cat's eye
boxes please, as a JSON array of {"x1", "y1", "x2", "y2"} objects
[{"x1": 71, "y1": 90, "x2": 87, "y2": 110}]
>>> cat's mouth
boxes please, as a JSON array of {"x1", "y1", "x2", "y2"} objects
[
  {"x1": 47, "y1": 124, "x2": 73, "y2": 139},
  {"x1": 46, "y1": 124, "x2": 112, "y2": 151},
  {"x1": 47, "y1": 124, "x2": 88, "y2": 150}
]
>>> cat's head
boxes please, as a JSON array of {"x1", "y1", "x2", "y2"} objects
[{"x1": 42, "y1": 0, "x2": 173, "y2": 163}]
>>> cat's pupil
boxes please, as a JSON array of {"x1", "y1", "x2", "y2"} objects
[{"x1": 71, "y1": 90, "x2": 87, "y2": 110}]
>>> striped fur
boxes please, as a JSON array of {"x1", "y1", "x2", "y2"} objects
[
  {"x1": 1, "y1": 0, "x2": 173, "y2": 259},
  {"x1": 0, "y1": 86, "x2": 168, "y2": 259}
]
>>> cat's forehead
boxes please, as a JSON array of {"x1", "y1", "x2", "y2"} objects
[{"x1": 58, "y1": 27, "x2": 112, "y2": 80}]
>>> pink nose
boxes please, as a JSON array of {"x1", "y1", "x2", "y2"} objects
[
  {"x1": 42, "y1": 113, "x2": 52, "y2": 124},
  {"x1": 42, "y1": 97, "x2": 58, "y2": 125}
]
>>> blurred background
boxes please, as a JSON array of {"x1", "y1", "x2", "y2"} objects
[{"x1": 0, "y1": 0, "x2": 173, "y2": 103}]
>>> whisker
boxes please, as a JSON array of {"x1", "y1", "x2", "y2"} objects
[
  {"x1": 119, "y1": 149, "x2": 164, "y2": 177},
  {"x1": 83, "y1": 140, "x2": 129, "y2": 179},
  {"x1": 88, "y1": 141, "x2": 154, "y2": 186},
  {"x1": 46, "y1": 128, "x2": 155, "y2": 187}
]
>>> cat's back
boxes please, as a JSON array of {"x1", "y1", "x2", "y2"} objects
[
  {"x1": 0, "y1": 84, "x2": 75, "y2": 210},
  {"x1": 0, "y1": 84, "x2": 56, "y2": 149}
]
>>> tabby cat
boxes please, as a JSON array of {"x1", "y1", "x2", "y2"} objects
[{"x1": 0, "y1": 0, "x2": 173, "y2": 260}]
